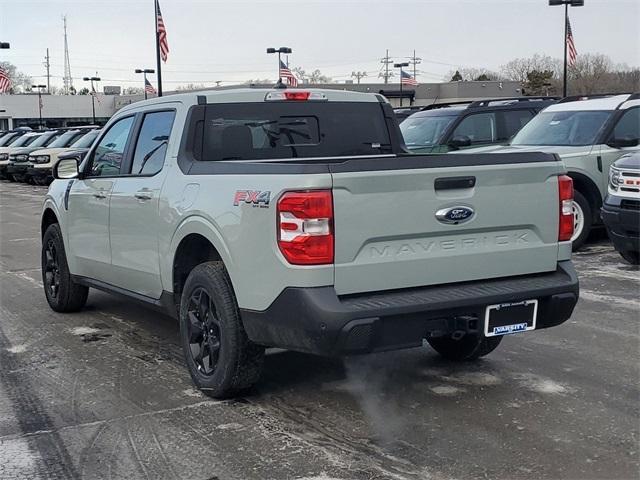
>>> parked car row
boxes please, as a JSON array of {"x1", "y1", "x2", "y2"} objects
[
  {"x1": 397, "y1": 93, "x2": 640, "y2": 260},
  {"x1": 0, "y1": 126, "x2": 100, "y2": 185}
]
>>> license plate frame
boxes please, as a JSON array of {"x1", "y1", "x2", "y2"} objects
[{"x1": 484, "y1": 300, "x2": 538, "y2": 337}]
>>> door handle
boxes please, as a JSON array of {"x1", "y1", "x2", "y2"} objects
[
  {"x1": 134, "y1": 191, "x2": 153, "y2": 200},
  {"x1": 93, "y1": 191, "x2": 107, "y2": 199}
]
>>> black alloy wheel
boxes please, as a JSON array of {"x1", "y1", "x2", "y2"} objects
[{"x1": 187, "y1": 287, "x2": 222, "y2": 376}]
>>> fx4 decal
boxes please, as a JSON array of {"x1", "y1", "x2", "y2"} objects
[{"x1": 234, "y1": 190, "x2": 271, "y2": 208}]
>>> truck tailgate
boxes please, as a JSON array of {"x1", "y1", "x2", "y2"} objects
[{"x1": 330, "y1": 153, "x2": 565, "y2": 296}]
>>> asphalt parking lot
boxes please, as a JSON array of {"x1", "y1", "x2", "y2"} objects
[{"x1": 0, "y1": 181, "x2": 638, "y2": 480}]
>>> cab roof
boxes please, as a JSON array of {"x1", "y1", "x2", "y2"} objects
[
  {"x1": 119, "y1": 88, "x2": 384, "y2": 115},
  {"x1": 547, "y1": 93, "x2": 637, "y2": 112}
]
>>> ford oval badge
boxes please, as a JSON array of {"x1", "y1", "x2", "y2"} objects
[{"x1": 435, "y1": 206, "x2": 475, "y2": 224}]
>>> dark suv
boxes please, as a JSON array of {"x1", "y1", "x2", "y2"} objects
[{"x1": 399, "y1": 97, "x2": 558, "y2": 153}]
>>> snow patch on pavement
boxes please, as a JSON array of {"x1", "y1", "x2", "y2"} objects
[
  {"x1": 441, "y1": 372, "x2": 502, "y2": 386},
  {"x1": 430, "y1": 385, "x2": 465, "y2": 396},
  {"x1": 6, "y1": 344, "x2": 27, "y2": 354},
  {"x1": 70, "y1": 327, "x2": 101, "y2": 336},
  {"x1": 518, "y1": 374, "x2": 569, "y2": 394}
]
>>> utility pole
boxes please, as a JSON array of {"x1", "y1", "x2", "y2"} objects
[
  {"x1": 351, "y1": 71, "x2": 367, "y2": 84},
  {"x1": 408, "y1": 49, "x2": 422, "y2": 81},
  {"x1": 379, "y1": 49, "x2": 393, "y2": 84},
  {"x1": 44, "y1": 48, "x2": 51, "y2": 93}
]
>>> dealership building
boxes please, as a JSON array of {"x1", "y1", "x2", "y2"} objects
[{"x1": 0, "y1": 80, "x2": 524, "y2": 130}]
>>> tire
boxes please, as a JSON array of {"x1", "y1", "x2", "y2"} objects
[
  {"x1": 571, "y1": 190, "x2": 592, "y2": 251},
  {"x1": 427, "y1": 334, "x2": 503, "y2": 361},
  {"x1": 620, "y1": 250, "x2": 640, "y2": 265},
  {"x1": 7, "y1": 175, "x2": 16, "y2": 182},
  {"x1": 41, "y1": 223, "x2": 89, "y2": 312},
  {"x1": 179, "y1": 261, "x2": 264, "y2": 398}
]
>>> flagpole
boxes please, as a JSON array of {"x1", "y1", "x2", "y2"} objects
[
  {"x1": 563, "y1": 3, "x2": 568, "y2": 97},
  {"x1": 155, "y1": 0, "x2": 163, "y2": 97}
]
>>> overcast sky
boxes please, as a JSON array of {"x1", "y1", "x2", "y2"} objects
[{"x1": 0, "y1": 0, "x2": 638, "y2": 90}]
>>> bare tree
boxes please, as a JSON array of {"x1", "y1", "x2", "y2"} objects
[
  {"x1": 0, "y1": 61, "x2": 33, "y2": 93},
  {"x1": 500, "y1": 54, "x2": 561, "y2": 83},
  {"x1": 446, "y1": 67, "x2": 503, "y2": 82}
]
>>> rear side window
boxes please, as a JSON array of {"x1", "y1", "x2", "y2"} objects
[
  {"x1": 500, "y1": 110, "x2": 534, "y2": 141},
  {"x1": 130, "y1": 111, "x2": 175, "y2": 175},
  {"x1": 200, "y1": 102, "x2": 390, "y2": 161}
]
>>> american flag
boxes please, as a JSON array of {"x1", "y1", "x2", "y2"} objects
[
  {"x1": 401, "y1": 70, "x2": 418, "y2": 86},
  {"x1": 279, "y1": 60, "x2": 298, "y2": 87},
  {"x1": 156, "y1": 0, "x2": 169, "y2": 63},
  {"x1": 566, "y1": 17, "x2": 577, "y2": 67},
  {"x1": 145, "y1": 78, "x2": 157, "y2": 95},
  {"x1": 0, "y1": 67, "x2": 10, "y2": 94}
]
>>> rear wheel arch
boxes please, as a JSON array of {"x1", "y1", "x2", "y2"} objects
[
  {"x1": 172, "y1": 233, "x2": 226, "y2": 306},
  {"x1": 567, "y1": 172, "x2": 602, "y2": 223}
]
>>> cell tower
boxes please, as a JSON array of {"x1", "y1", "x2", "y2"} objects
[{"x1": 62, "y1": 15, "x2": 73, "y2": 94}]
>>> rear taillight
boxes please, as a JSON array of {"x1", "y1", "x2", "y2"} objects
[
  {"x1": 277, "y1": 190, "x2": 334, "y2": 265},
  {"x1": 558, "y1": 175, "x2": 574, "y2": 242}
]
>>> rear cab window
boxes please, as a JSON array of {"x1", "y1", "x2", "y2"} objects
[{"x1": 199, "y1": 102, "x2": 391, "y2": 161}]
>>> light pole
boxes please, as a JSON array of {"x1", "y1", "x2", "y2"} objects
[
  {"x1": 394, "y1": 62, "x2": 409, "y2": 107},
  {"x1": 32, "y1": 84, "x2": 46, "y2": 129},
  {"x1": 135, "y1": 68, "x2": 155, "y2": 99},
  {"x1": 83, "y1": 76, "x2": 101, "y2": 125},
  {"x1": 266, "y1": 47, "x2": 292, "y2": 86},
  {"x1": 549, "y1": 0, "x2": 584, "y2": 97}
]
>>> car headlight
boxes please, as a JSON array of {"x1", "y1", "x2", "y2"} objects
[
  {"x1": 609, "y1": 167, "x2": 621, "y2": 191},
  {"x1": 36, "y1": 155, "x2": 50, "y2": 164},
  {"x1": 0, "y1": 153, "x2": 7, "y2": 161}
]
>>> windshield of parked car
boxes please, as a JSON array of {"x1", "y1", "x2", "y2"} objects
[
  {"x1": 511, "y1": 110, "x2": 612, "y2": 146},
  {"x1": 71, "y1": 130, "x2": 100, "y2": 148},
  {"x1": 8, "y1": 134, "x2": 43, "y2": 148},
  {"x1": 27, "y1": 132, "x2": 62, "y2": 149},
  {"x1": 0, "y1": 133, "x2": 19, "y2": 147},
  {"x1": 400, "y1": 114, "x2": 457, "y2": 148},
  {"x1": 47, "y1": 130, "x2": 83, "y2": 148}
]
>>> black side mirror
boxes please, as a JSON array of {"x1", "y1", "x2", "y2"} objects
[
  {"x1": 53, "y1": 157, "x2": 79, "y2": 180},
  {"x1": 608, "y1": 136, "x2": 639, "y2": 149},
  {"x1": 448, "y1": 135, "x2": 472, "y2": 149}
]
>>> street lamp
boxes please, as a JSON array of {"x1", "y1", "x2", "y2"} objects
[
  {"x1": 135, "y1": 68, "x2": 155, "y2": 100},
  {"x1": 266, "y1": 47, "x2": 292, "y2": 86},
  {"x1": 83, "y1": 76, "x2": 101, "y2": 125},
  {"x1": 393, "y1": 62, "x2": 409, "y2": 107},
  {"x1": 32, "y1": 84, "x2": 46, "y2": 129},
  {"x1": 549, "y1": 0, "x2": 584, "y2": 97},
  {"x1": 0, "y1": 42, "x2": 10, "y2": 49}
]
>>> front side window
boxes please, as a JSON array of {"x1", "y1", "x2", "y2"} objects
[
  {"x1": 511, "y1": 110, "x2": 612, "y2": 147},
  {"x1": 87, "y1": 116, "x2": 134, "y2": 177},
  {"x1": 400, "y1": 114, "x2": 457, "y2": 148},
  {"x1": 200, "y1": 102, "x2": 390, "y2": 161},
  {"x1": 612, "y1": 108, "x2": 639, "y2": 141},
  {"x1": 451, "y1": 112, "x2": 498, "y2": 144},
  {"x1": 130, "y1": 111, "x2": 176, "y2": 175}
]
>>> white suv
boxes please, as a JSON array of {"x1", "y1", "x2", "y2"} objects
[{"x1": 461, "y1": 93, "x2": 640, "y2": 249}]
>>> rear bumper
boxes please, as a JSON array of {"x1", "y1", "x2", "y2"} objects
[
  {"x1": 240, "y1": 261, "x2": 579, "y2": 356},
  {"x1": 602, "y1": 196, "x2": 640, "y2": 254}
]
